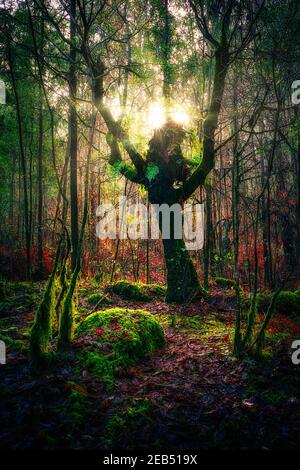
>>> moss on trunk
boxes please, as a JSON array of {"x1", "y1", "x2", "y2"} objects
[{"x1": 162, "y1": 237, "x2": 200, "y2": 303}]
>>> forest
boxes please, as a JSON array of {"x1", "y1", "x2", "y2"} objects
[{"x1": 0, "y1": 0, "x2": 300, "y2": 453}]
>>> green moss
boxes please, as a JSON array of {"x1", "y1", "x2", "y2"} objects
[
  {"x1": 262, "y1": 390, "x2": 288, "y2": 405},
  {"x1": 87, "y1": 293, "x2": 112, "y2": 305},
  {"x1": 63, "y1": 381, "x2": 91, "y2": 424},
  {"x1": 146, "y1": 284, "x2": 166, "y2": 296},
  {"x1": 0, "y1": 333, "x2": 13, "y2": 347},
  {"x1": 58, "y1": 290, "x2": 75, "y2": 348},
  {"x1": 105, "y1": 399, "x2": 153, "y2": 445},
  {"x1": 275, "y1": 291, "x2": 300, "y2": 314},
  {"x1": 107, "y1": 281, "x2": 151, "y2": 301},
  {"x1": 257, "y1": 291, "x2": 300, "y2": 315},
  {"x1": 107, "y1": 281, "x2": 166, "y2": 301},
  {"x1": 75, "y1": 308, "x2": 165, "y2": 383},
  {"x1": 0, "y1": 333, "x2": 24, "y2": 352},
  {"x1": 30, "y1": 278, "x2": 56, "y2": 364},
  {"x1": 215, "y1": 277, "x2": 236, "y2": 288}
]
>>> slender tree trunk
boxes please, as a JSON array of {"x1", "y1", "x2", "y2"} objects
[
  {"x1": 69, "y1": 0, "x2": 79, "y2": 271},
  {"x1": 203, "y1": 182, "x2": 212, "y2": 289},
  {"x1": 6, "y1": 38, "x2": 31, "y2": 279},
  {"x1": 232, "y1": 72, "x2": 241, "y2": 355},
  {"x1": 162, "y1": 0, "x2": 172, "y2": 105},
  {"x1": 37, "y1": 84, "x2": 44, "y2": 277}
]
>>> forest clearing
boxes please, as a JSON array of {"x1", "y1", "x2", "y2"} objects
[{"x1": 0, "y1": 0, "x2": 300, "y2": 454}]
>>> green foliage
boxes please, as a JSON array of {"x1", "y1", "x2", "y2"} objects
[
  {"x1": 107, "y1": 280, "x2": 166, "y2": 301},
  {"x1": 109, "y1": 160, "x2": 138, "y2": 181},
  {"x1": 145, "y1": 162, "x2": 160, "y2": 182},
  {"x1": 75, "y1": 308, "x2": 165, "y2": 383}
]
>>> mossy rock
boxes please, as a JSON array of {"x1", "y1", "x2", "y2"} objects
[
  {"x1": 257, "y1": 290, "x2": 300, "y2": 316},
  {"x1": 106, "y1": 281, "x2": 166, "y2": 301},
  {"x1": 75, "y1": 308, "x2": 165, "y2": 383},
  {"x1": 214, "y1": 277, "x2": 236, "y2": 288},
  {"x1": 87, "y1": 293, "x2": 112, "y2": 306},
  {"x1": 146, "y1": 284, "x2": 166, "y2": 297}
]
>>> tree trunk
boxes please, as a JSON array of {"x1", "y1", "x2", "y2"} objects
[
  {"x1": 37, "y1": 84, "x2": 44, "y2": 277},
  {"x1": 203, "y1": 182, "x2": 212, "y2": 289},
  {"x1": 162, "y1": 237, "x2": 200, "y2": 303},
  {"x1": 6, "y1": 38, "x2": 31, "y2": 279},
  {"x1": 69, "y1": 0, "x2": 79, "y2": 271}
]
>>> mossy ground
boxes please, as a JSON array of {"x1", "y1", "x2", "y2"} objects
[
  {"x1": 104, "y1": 399, "x2": 153, "y2": 446},
  {"x1": 1, "y1": 279, "x2": 300, "y2": 450}
]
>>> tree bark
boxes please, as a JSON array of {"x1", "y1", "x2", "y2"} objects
[
  {"x1": 162, "y1": 237, "x2": 200, "y2": 303},
  {"x1": 69, "y1": 0, "x2": 79, "y2": 271}
]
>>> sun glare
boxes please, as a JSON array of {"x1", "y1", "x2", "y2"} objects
[
  {"x1": 147, "y1": 102, "x2": 190, "y2": 130},
  {"x1": 172, "y1": 108, "x2": 190, "y2": 126},
  {"x1": 148, "y1": 102, "x2": 166, "y2": 129},
  {"x1": 110, "y1": 97, "x2": 122, "y2": 120}
]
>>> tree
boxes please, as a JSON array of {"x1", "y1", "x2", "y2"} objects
[{"x1": 80, "y1": 0, "x2": 265, "y2": 302}]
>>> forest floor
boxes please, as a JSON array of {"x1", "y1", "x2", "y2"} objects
[{"x1": 0, "y1": 281, "x2": 300, "y2": 450}]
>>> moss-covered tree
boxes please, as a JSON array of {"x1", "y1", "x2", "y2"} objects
[{"x1": 77, "y1": 0, "x2": 264, "y2": 303}]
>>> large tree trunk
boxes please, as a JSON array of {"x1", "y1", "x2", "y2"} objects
[{"x1": 162, "y1": 237, "x2": 200, "y2": 303}]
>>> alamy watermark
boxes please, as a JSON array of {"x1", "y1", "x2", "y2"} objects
[
  {"x1": 291, "y1": 340, "x2": 300, "y2": 365},
  {"x1": 96, "y1": 197, "x2": 204, "y2": 250},
  {"x1": 292, "y1": 80, "x2": 300, "y2": 105},
  {"x1": 0, "y1": 340, "x2": 6, "y2": 365},
  {"x1": 0, "y1": 79, "x2": 5, "y2": 104}
]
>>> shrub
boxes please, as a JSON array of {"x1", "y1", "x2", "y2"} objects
[
  {"x1": 106, "y1": 281, "x2": 166, "y2": 301},
  {"x1": 275, "y1": 291, "x2": 300, "y2": 315},
  {"x1": 215, "y1": 277, "x2": 236, "y2": 288},
  {"x1": 75, "y1": 308, "x2": 165, "y2": 382}
]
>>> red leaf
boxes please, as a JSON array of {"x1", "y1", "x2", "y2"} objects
[{"x1": 95, "y1": 327, "x2": 104, "y2": 336}]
